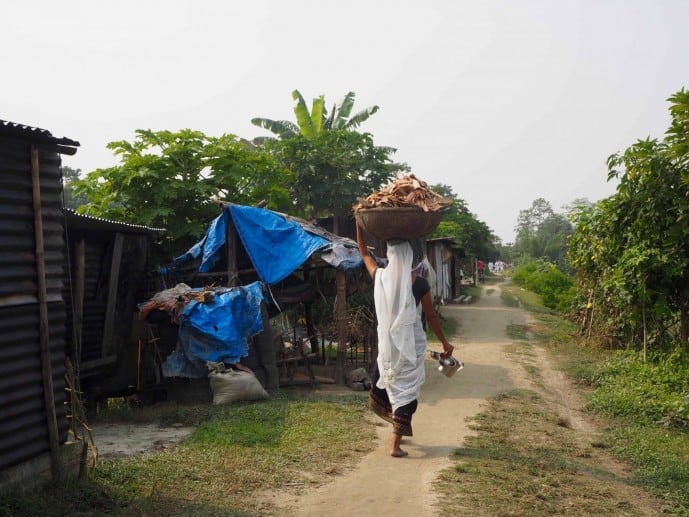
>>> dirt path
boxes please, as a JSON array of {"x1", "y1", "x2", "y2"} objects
[
  {"x1": 89, "y1": 282, "x2": 663, "y2": 515},
  {"x1": 276, "y1": 283, "x2": 535, "y2": 516}
]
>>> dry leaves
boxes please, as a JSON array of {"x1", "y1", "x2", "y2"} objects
[{"x1": 353, "y1": 173, "x2": 452, "y2": 213}]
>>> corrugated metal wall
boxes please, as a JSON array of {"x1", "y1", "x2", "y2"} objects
[
  {"x1": 62, "y1": 229, "x2": 155, "y2": 384},
  {"x1": 0, "y1": 135, "x2": 69, "y2": 471},
  {"x1": 62, "y1": 237, "x2": 110, "y2": 364}
]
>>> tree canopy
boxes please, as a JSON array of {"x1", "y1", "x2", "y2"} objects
[
  {"x1": 252, "y1": 89, "x2": 404, "y2": 232},
  {"x1": 61, "y1": 165, "x2": 87, "y2": 208},
  {"x1": 72, "y1": 129, "x2": 290, "y2": 261},
  {"x1": 268, "y1": 130, "x2": 402, "y2": 223},
  {"x1": 429, "y1": 183, "x2": 498, "y2": 260},
  {"x1": 513, "y1": 198, "x2": 573, "y2": 270}
]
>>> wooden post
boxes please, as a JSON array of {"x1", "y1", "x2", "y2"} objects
[
  {"x1": 302, "y1": 263, "x2": 319, "y2": 354},
  {"x1": 31, "y1": 146, "x2": 60, "y2": 480},
  {"x1": 226, "y1": 208, "x2": 239, "y2": 287},
  {"x1": 334, "y1": 270, "x2": 348, "y2": 384},
  {"x1": 101, "y1": 233, "x2": 124, "y2": 357},
  {"x1": 72, "y1": 238, "x2": 86, "y2": 386}
]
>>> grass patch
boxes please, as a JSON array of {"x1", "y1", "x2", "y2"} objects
[
  {"x1": 496, "y1": 282, "x2": 689, "y2": 513},
  {"x1": 501, "y1": 282, "x2": 553, "y2": 314},
  {"x1": 506, "y1": 323, "x2": 530, "y2": 341},
  {"x1": 608, "y1": 422, "x2": 689, "y2": 510},
  {"x1": 0, "y1": 391, "x2": 375, "y2": 516},
  {"x1": 500, "y1": 288, "x2": 519, "y2": 307},
  {"x1": 435, "y1": 389, "x2": 657, "y2": 516},
  {"x1": 462, "y1": 284, "x2": 482, "y2": 302}
]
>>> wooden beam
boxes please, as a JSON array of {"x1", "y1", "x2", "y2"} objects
[{"x1": 31, "y1": 145, "x2": 60, "y2": 480}]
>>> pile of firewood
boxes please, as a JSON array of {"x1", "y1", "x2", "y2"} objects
[{"x1": 353, "y1": 173, "x2": 452, "y2": 212}]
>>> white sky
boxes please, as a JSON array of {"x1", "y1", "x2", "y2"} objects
[{"x1": 2, "y1": 0, "x2": 688, "y2": 243}]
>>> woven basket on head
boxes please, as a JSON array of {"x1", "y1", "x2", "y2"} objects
[{"x1": 355, "y1": 207, "x2": 443, "y2": 241}]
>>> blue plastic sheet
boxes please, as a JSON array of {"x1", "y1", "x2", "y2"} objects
[
  {"x1": 161, "y1": 282, "x2": 265, "y2": 378},
  {"x1": 171, "y1": 204, "x2": 363, "y2": 285},
  {"x1": 229, "y1": 205, "x2": 330, "y2": 284}
]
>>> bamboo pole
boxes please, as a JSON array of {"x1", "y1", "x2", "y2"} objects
[
  {"x1": 334, "y1": 270, "x2": 347, "y2": 384},
  {"x1": 226, "y1": 208, "x2": 239, "y2": 287},
  {"x1": 31, "y1": 145, "x2": 60, "y2": 480}
]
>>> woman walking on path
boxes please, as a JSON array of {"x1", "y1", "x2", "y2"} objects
[{"x1": 356, "y1": 222, "x2": 454, "y2": 457}]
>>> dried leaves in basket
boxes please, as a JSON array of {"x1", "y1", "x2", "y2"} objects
[{"x1": 353, "y1": 173, "x2": 452, "y2": 212}]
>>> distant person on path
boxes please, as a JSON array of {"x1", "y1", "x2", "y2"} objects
[
  {"x1": 356, "y1": 222, "x2": 454, "y2": 457},
  {"x1": 477, "y1": 259, "x2": 485, "y2": 283}
]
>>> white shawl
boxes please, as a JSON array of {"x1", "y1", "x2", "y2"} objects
[{"x1": 374, "y1": 241, "x2": 425, "y2": 411}]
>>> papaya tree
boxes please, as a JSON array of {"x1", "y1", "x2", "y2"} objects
[{"x1": 73, "y1": 129, "x2": 291, "y2": 261}]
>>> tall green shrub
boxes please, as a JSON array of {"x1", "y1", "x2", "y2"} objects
[
  {"x1": 569, "y1": 88, "x2": 689, "y2": 351},
  {"x1": 511, "y1": 259, "x2": 575, "y2": 312}
]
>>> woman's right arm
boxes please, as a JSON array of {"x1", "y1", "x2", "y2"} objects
[
  {"x1": 420, "y1": 291, "x2": 454, "y2": 358},
  {"x1": 356, "y1": 221, "x2": 378, "y2": 279}
]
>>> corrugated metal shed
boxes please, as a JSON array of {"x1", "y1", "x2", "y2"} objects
[
  {"x1": 0, "y1": 120, "x2": 79, "y2": 476},
  {"x1": 61, "y1": 209, "x2": 163, "y2": 398}
]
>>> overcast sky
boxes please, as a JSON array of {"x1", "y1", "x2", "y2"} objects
[{"x1": 3, "y1": 1, "x2": 688, "y2": 242}]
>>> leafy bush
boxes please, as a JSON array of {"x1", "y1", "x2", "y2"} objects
[
  {"x1": 511, "y1": 259, "x2": 575, "y2": 312},
  {"x1": 587, "y1": 349, "x2": 689, "y2": 427}
]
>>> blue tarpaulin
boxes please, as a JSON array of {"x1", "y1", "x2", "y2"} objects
[
  {"x1": 161, "y1": 204, "x2": 365, "y2": 378},
  {"x1": 161, "y1": 281, "x2": 265, "y2": 378},
  {"x1": 229, "y1": 204, "x2": 330, "y2": 284},
  {"x1": 172, "y1": 204, "x2": 362, "y2": 284}
]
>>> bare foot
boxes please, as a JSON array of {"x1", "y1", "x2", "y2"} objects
[{"x1": 390, "y1": 449, "x2": 408, "y2": 457}]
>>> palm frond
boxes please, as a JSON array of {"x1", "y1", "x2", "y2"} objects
[
  {"x1": 345, "y1": 106, "x2": 380, "y2": 129},
  {"x1": 324, "y1": 103, "x2": 337, "y2": 130},
  {"x1": 250, "y1": 136, "x2": 276, "y2": 145},
  {"x1": 292, "y1": 89, "x2": 316, "y2": 138},
  {"x1": 311, "y1": 95, "x2": 325, "y2": 134},
  {"x1": 251, "y1": 118, "x2": 298, "y2": 138},
  {"x1": 333, "y1": 91, "x2": 356, "y2": 129}
]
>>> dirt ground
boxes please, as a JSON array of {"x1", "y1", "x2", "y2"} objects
[
  {"x1": 268, "y1": 282, "x2": 661, "y2": 516},
  {"x1": 91, "y1": 282, "x2": 660, "y2": 515},
  {"x1": 264, "y1": 283, "x2": 530, "y2": 515}
]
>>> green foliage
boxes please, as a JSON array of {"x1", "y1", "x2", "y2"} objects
[
  {"x1": 72, "y1": 129, "x2": 290, "y2": 262},
  {"x1": 514, "y1": 198, "x2": 573, "y2": 270},
  {"x1": 568, "y1": 88, "x2": 689, "y2": 351},
  {"x1": 608, "y1": 424, "x2": 689, "y2": 510},
  {"x1": 252, "y1": 89, "x2": 401, "y2": 232},
  {"x1": 60, "y1": 165, "x2": 87, "y2": 208},
  {"x1": 429, "y1": 183, "x2": 499, "y2": 260},
  {"x1": 587, "y1": 349, "x2": 689, "y2": 427},
  {"x1": 251, "y1": 89, "x2": 380, "y2": 141},
  {"x1": 512, "y1": 259, "x2": 575, "y2": 312},
  {"x1": 268, "y1": 129, "x2": 401, "y2": 221}
]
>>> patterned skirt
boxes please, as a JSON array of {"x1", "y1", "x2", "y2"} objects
[{"x1": 369, "y1": 367, "x2": 418, "y2": 436}]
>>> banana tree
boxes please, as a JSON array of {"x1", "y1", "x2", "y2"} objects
[{"x1": 252, "y1": 89, "x2": 379, "y2": 140}]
